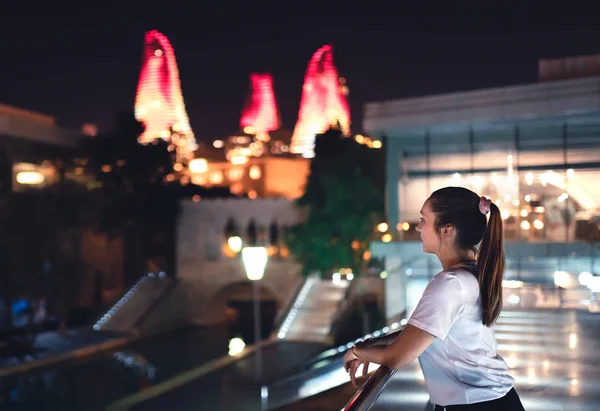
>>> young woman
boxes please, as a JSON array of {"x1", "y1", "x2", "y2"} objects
[{"x1": 343, "y1": 187, "x2": 525, "y2": 410}]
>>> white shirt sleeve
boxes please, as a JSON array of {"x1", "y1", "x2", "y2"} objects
[{"x1": 408, "y1": 273, "x2": 464, "y2": 341}]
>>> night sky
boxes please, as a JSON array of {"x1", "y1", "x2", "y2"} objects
[{"x1": 1, "y1": 10, "x2": 600, "y2": 143}]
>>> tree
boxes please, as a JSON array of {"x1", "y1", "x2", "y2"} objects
[
  {"x1": 285, "y1": 129, "x2": 385, "y2": 277},
  {"x1": 83, "y1": 111, "x2": 180, "y2": 286}
]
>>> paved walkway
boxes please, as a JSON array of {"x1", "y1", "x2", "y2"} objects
[{"x1": 370, "y1": 308, "x2": 600, "y2": 411}]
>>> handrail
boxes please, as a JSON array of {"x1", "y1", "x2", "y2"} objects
[
  {"x1": 260, "y1": 326, "x2": 404, "y2": 410},
  {"x1": 338, "y1": 328, "x2": 403, "y2": 411},
  {"x1": 303, "y1": 328, "x2": 402, "y2": 372},
  {"x1": 273, "y1": 276, "x2": 308, "y2": 332},
  {"x1": 93, "y1": 275, "x2": 151, "y2": 331},
  {"x1": 341, "y1": 366, "x2": 396, "y2": 411},
  {"x1": 274, "y1": 274, "x2": 319, "y2": 339}
]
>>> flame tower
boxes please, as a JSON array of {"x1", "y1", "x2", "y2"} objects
[
  {"x1": 240, "y1": 73, "x2": 280, "y2": 139},
  {"x1": 290, "y1": 45, "x2": 350, "y2": 158},
  {"x1": 134, "y1": 30, "x2": 197, "y2": 162}
]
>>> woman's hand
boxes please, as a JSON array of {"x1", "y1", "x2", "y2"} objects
[{"x1": 343, "y1": 347, "x2": 371, "y2": 388}]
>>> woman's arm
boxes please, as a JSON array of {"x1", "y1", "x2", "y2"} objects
[
  {"x1": 366, "y1": 330, "x2": 401, "y2": 346},
  {"x1": 343, "y1": 325, "x2": 435, "y2": 386}
]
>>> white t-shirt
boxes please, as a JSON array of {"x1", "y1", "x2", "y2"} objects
[{"x1": 407, "y1": 262, "x2": 514, "y2": 406}]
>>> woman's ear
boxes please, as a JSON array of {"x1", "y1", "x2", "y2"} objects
[{"x1": 442, "y1": 225, "x2": 454, "y2": 239}]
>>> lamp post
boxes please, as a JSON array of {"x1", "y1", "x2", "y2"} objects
[{"x1": 241, "y1": 246, "x2": 268, "y2": 382}]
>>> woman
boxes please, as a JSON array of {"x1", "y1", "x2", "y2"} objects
[{"x1": 343, "y1": 187, "x2": 525, "y2": 410}]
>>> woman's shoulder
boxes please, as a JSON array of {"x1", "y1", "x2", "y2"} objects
[{"x1": 444, "y1": 263, "x2": 480, "y2": 303}]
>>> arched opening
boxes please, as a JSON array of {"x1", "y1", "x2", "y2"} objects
[
  {"x1": 224, "y1": 217, "x2": 240, "y2": 238},
  {"x1": 246, "y1": 219, "x2": 258, "y2": 246},
  {"x1": 269, "y1": 221, "x2": 279, "y2": 245},
  {"x1": 210, "y1": 282, "x2": 278, "y2": 345}
]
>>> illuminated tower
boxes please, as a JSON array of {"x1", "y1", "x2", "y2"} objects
[
  {"x1": 290, "y1": 45, "x2": 350, "y2": 158},
  {"x1": 240, "y1": 73, "x2": 280, "y2": 140},
  {"x1": 134, "y1": 30, "x2": 197, "y2": 163}
]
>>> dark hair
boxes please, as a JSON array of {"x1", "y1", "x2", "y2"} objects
[{"x1": 428, "y1": 186, "x2": 505, "y2": 327}]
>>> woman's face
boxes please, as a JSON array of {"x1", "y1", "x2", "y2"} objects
[{"x1": 415, "y1": 201, "x2": 439, "y2": 254}]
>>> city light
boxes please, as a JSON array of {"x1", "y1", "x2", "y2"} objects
[
  {"x1": 554, "y1": 271, "x2": 572, "y2": 289},
  {"x1": 291, "y1": 45, "x2": 351, "y2": 158},
  {"x1": 249, "y1": 165, "x2": 262, "y2": 180},
  {"x1": 242, "y1": 247, "x2": 268, "y2": 281},
  {"x1": 579, "y1": 271, "x2": 593, "y2": 287},
  {"x1": 188, "y1": 158, "x2": 208, "y2": 173},
  {"x1": 227, "y1": 236, "x2": 243, "y2": 253},
  {"x1": 228, "y1": 337, "x2": 246, "y2": 356},
  {"x1": 16, "y1": 171, "x2": 44, "y2": 185},
  {"x1": 134, "y1": 30, "x2": 197, "y2": 162},
  {"x1": 376, "y1": 222, "x2": 388, "y2": 232}
]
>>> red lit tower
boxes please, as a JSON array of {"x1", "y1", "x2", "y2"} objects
[
  {"x1": 240, "y1": 73, "x2": 280, "y2": 141},
  {"x1": 134, "y1": 30, "x2": 197, "y2": 163},
  {"x1": 290, "y1": 45, "x2": 351, "y2": 158}
]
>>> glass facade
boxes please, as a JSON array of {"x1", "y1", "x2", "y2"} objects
[
  {"x1": 394, "y1": 119, "x2": 600, "y2": 244},
  {"x1": 371, "y1": 114, "x2": 600, "y2": 309}
]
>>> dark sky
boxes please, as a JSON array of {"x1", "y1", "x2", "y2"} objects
[{"x1": 1, "y1": 10, "x2": 600, "y2": 142}]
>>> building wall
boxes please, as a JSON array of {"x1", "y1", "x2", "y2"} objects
[
  {"x1": 176, "y1": 198, "x2": 303, "y2": 324},
  {"x1": 366, "y1": 77, "x2": 600, "y2": 242},
  {"x1": 263, "y1": 157, "x2": 310, "y2": 199},
  {"x1": 0, "y1": 103, "x2": 81, "y2": 147},
  {"x1": 192, "y1": 157, "x2": 309, "y2": 199}
]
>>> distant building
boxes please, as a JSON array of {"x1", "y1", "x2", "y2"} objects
[
  {"x1": 366, "y1": 54, "x2": 600, "y2": 320},
  {"x1": 186, "y1": 122, "x2": 309, "y2": 200},
  {"x1": 0, "y1": 103, "x2": 84, "y2": 194},
  {"x1": 366, "y1": 55, "x2": 600, "y2": 244}
]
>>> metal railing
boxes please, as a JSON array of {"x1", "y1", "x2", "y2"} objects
[
  {"x1": 274, "y1": 275, "x2": 319, "y2": 339},
  {"x1": 341, "y1": 366, "x2": 396, "y2": 411},
  {"x1": 260, "y1": 325, "x2": 404, "y2": 410},
  {"x1": 93, "y1": 273, "x2": 172, "y2": 332},
  {"x1": 273, "y1": 276, "x2": 309, "y2": 333},
  {"x1": 340, "y1": 330, "x2": 404, "y2": 410}
]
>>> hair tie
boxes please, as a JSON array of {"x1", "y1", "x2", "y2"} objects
[{"x1": 479, "y1": 196, "x2": 491, "y2": 215}]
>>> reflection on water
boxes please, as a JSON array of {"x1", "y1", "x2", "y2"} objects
[
  {"x1": 0, "y1": 299, "x2": 277, "y2": 411},
  {"x1": 0, "y1": 326, "x2": 227, "y2": 410}
]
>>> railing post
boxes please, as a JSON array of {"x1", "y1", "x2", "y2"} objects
[{"x1": 261, "y1": 385, "x2": 269, "y2": 411}]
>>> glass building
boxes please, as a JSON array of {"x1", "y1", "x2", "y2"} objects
[{"x1": 365, "y1": 58, "x2": 600, "y2": 320}]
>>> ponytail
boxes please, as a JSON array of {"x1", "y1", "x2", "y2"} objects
[{"x1": 477, "y1": 203, "x2": 505, "y2": 327}]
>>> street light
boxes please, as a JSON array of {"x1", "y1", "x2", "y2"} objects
[
  {"x1": 228, "y1": 236, "x2": 243, "y2": 253},
  {"x1": 241, "y1": 246, "x2": 268, "y2": 382}
]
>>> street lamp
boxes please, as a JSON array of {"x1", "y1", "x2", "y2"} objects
[
  {"x1": 241, "y1": 246, "x2": 268, "y2": 382},
  {"x1": 228, "y1": 236, "x2": 243, "y2": 253}
]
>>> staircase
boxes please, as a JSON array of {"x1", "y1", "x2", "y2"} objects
[
  {"x1": 93, "y1": 274, "x2": 175, "y2": 333},
  {"x1": 276, "y1": 276, "x2": 349, "y2": 344}
]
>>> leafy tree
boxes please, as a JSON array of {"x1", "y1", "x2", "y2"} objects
[{"x1": 285, "y1": 129, "x2": 385, "y2": 277}]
